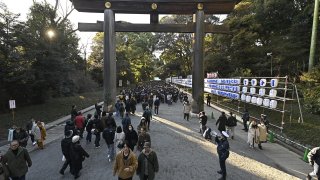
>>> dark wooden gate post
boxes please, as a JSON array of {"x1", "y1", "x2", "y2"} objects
[
  {"x1": 103, "y1": 9, "x2": 116, "y2": 112},
  {"x1": 192, "y1": 9, "x2": 205, "y2": 113}
]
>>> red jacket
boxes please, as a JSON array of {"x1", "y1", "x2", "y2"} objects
[{"x1": 74, "y1": 115, "x2": 85, "y2": 129}]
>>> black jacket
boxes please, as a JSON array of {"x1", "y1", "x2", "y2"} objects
[
  {"x1": 102, "y1": 128, "x2": 115, "y2": 145},
  {"x1": 125, "y1": 130, "x2": 138, "y2": 147},
  {"x1": 216, "y1": 115, "x2": 227, "y2": 132},
  {"x1": 61, "y1": 137, "x2": 72, "y2": 159},
  {"x1": 70, "y1": 143, "x2": 89, "y2": 174},
  {"x1": 215, "y1": 137, "x2": 230, "y2": 161}
]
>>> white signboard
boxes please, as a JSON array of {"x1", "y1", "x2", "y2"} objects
[{"x1": 9, "y1": 100, "x2": 16, "y2": 109}]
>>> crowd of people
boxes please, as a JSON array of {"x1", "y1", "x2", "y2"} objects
[{"x1": 0, "y1": 81, "x2": 318, "y2": 180}]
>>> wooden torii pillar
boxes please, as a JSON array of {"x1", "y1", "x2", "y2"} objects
[{"x1": 71, "y1": 0, "x2": 239, "y2": 113}]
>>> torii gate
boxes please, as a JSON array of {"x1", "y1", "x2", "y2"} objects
[{"x1": 70, "y1": 0, "x2": 239, "y2": 113}]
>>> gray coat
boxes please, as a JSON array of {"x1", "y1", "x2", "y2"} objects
[
  {"x1": 3, "y1": 147, "x2": 32, "y2": 178},
  {"x1": 137, "y1": 149, "x2": 159, "y2": 180}
]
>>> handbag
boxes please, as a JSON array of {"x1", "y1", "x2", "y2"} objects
[{"x1": 62, "y1": 155, "x2": 66, "y2": 162}]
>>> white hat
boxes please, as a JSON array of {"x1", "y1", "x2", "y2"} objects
[
  {"x1": 72, "y1": 135, "x2": 80, "y2": 143},
  {"x1": 221, "y1": 131, "x2": 229, "y2": 138}
]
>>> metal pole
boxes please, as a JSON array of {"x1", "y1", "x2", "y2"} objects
[
  {"x1": 270, "y1": 55, "x2": 273, "y2": 76},
  {"x1": 308, "y1": 0, "x2": 319, "y2": 72}
]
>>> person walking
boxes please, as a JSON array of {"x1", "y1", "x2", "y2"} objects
[
  {"x1": 183, "y1": 100, "x2": 191, "y2": 121},
  {"x1": 215, "y1": 131, "x2": 230, "y2": 180},
  {"x1": 74, "y1": 112, "x2": 85, "y2": 138},
  {"x1": 122, "y1": 113, "x2": 132, "y2": 134},
  {"x1": 3, "y1": 140, "x2": 32, "y2": 180},
  {"x1": 0, "y1": 150, "x2": 9, "y2": 180},
  {"x1": 34, "y1": 121, "x2": 46, "y2": 149},
  {"x1": 137, "y1": 118, "x2": 148, "y2": 135},
  {"x1": 113, "y1": 142, "x2": 138, "y2": 180},
  {"x1": 125, "y1": 125, "x2": 138, "y2": 152},
  {"x1": 102, "y1": 126, "x2": 116, "y2": 162},
  {"x1": 59, "y1": 130, "x2": 73, "y2": 175},
  {"x1": 216, "y1": 112, "x2": 227, "y2": 134},
  {"x1": 85, "y1": 114, "x2": 93, "y2": 143},
  {"x1": 247, "y1": 120, "x2": 259, "y2": 148},
  {"x1": 92, "y1": 114, "x2": 103, "y2": 148},
  {"x1": 136, "y1": 142, "x2": 159, "y2": 180},
  {"x1": 242, "y1": 109, "x2": 250, "y2": 132},
  {"x1": 257, "y1": 121, "x2": 267, "y2": 150},
  {"x1": 25, "y1": 118, "x2": 36, "y2": 146},
  {"x1": 105, "y1": 112, "x2": 117, "y2": 132},
  {"x1": 95, "y1": 103, "x2": 102, "y2": 118},
  {"x1": 142, "y1": 107, "x2": 152, "y2": 131},
  {"x1": 130, "y1": 98, "x2": 137, "y2": 114},
  {"x1": 199, "y1": 111, "x2": 208, "y2": 134},
  {"x1": 206, "y1": 94, "x2": 211, "y2": 106},
  {"x1": 137, "y1": 128, "x2": 151, "y2": 152},
  {"x1": 12, "y1": 127, "x2": 29, "y2": 148},
  {"x1": 71, "y1": 105, "x2": 78, "y2": 121},
  {"x1": 307, "y1": 147, "x2": 320, "y2": 180},
  {"x1": 225, "y1": 112, "x2": 237, "y2": 139},
  {"x1": 115, "y1": 126, "x2": 126, "y2": 154},
  {"x1": 153, "y1": 97, "x2": 160, "y2": 115},
  {"x1": 69, "y1": 135, "x2": 89, "y2": 179}
]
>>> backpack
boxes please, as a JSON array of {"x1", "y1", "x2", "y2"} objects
[{"x1": 102, "y1": 128, "x2": 115, "y2": 144}]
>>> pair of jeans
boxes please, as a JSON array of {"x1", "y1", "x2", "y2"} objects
[
  {"x1": 86, "y1": 131, "x2": 92, "y2": 142},
  {"x1": 184, "y1": 113, "x2": 189, "y2": 121},
  {"x1": 95, "y1": 132, "x2": 101, "y2": 147},
  {"x1": 154, "y1": 106, "x2": 159, "y2": 114},
  {"x1": 219, "y1": 158, "x2": 227, "y2": 177},
  {"x1": 107, "y1": 143, "x2": 115, "y2": 160}
]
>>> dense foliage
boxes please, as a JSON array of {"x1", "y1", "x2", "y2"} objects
[{"x1": 0, "y1": 1, "x2": 97, "y2": 112}]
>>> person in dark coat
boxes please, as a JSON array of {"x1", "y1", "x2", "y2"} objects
[
  {"x1": 95, "y1": 103, "x2": 102, "y2": 118},
  {"x1": 242, "y1": 109, "x2": 250, "y2": 132},
  {"x1": 105, "y1": 113, "x2": 117, "y2": 131},
  {"x1": 215, "y1": 131, "x2": 230, "y2": 180},
  {"x1": 70, "y1": 105, "x2": 78, "y2": 121},
  {"x1": 137, "y1": 128, "x2": 151, "y2": 152},
  {"x1": 153, "y1": 98, "x2": 160, "y2": 115},
  {"x1": 307, "y1": 147, "x2": 320, "y2": 180},
  {"x1": 136, "y1": 142, "x2": 159, "y2": 180},
  {"x1": 12, "y1": 127, "x2": 29, "y2": 148},
  {"x1": 92, "y1": 115, "x2": 104, "y2": 148},
  {"x1": 85, "y1": 114, "x2": 93, "y2": 143},
  {"x1": 216, "y1": 112, "x2": 227, "y2": 133},
  {"x1": 129, "y1": 98, "x2": 137, "y2": 114},
  {"x1": 122, "y1": 113, "x2": 131, "y2": 134},
  {"x1": 3, "y1": 140, "x2": 32, "y2": 180},
  {"x1": 59, "y1": 130, "x2": 73, "y2": 175},
  {"x1": 199, "y1": 111, "x2": 208, "y2": 133},
  {"x1": 70, "y1": 135, "x2": 89, "y2": 179},
  {"x1": 125, "y1": 124, "x2": 138, "y2": 151},
  {"x1": 102, "y1": 126, "x2": 115, "y2": 162}
]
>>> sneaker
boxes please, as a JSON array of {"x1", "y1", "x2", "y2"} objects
[
  {"x1": 217, "y1": 170, "x2": 223, "y2": 174},
  {"x1": 108, "y1": 158, "x2": 112, "y2": 162},
  {"x1": 306, "y1": 174, "x2": 312, "y2": 180},
  {"x1": 95, "y1": 146, "x2": 100, "y2": 148},
  {"x1": 107, "y1": 154, "x2": 110, "y2": 158},
  {"x1": 32, "y1": 142, "x2": 37, "y2": 146}
]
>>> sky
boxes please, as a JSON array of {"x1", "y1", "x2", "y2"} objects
[
  {"x1": 1, "y1": 0, "x2": 226, "y2": 55},
  {"x1": 1, "y1": 0, "x2": 154, "y2": 54}
]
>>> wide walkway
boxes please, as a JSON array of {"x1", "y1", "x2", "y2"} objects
[{"x1": 0, "y1": 98, "x2": 312, "y2": 180}]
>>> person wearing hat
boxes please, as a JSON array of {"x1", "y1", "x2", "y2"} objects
[
  {"x1": 60, "y1": 130, "x2": 73, "y2": 175},
  {"x1": 215, "y1": 131, "x2": 230, "y2": 180},
  {"x1": 70, "y1": 135, "x2": 89, "y2": 179},
  {"x1": 137, "y1": 142, "x2": 159, "y2": 180},
  {"x1": 113, "y1": 141, "x2": 138, "y2": 180}
]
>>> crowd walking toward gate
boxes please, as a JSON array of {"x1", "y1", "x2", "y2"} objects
[{"x1": 1, "y1": 81, "x2": 318, "y2": 180}]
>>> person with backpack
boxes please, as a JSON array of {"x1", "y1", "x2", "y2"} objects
[
  {"x1": 307, "y1": 147, "x2": 320, "y2": 180},
  {"x1": 143, "y1": 107, "x2": 152, "y2": 131},
  {"x1": 102, "y1": 126, "x2": 115, "y2": 162},
  {"x1": 216, "y1": 112, "x2": 227, "y2": 134},
  {"x1": 226, "y1": 112, "x2": 237, "y2": 139},
  {"x1": 215, "y1": 131, "x2": 230, "y2": 180}
]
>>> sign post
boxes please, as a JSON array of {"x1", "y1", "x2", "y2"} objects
[{"x1": 8, "y1": 100, "x2": 16, "y2": 142}]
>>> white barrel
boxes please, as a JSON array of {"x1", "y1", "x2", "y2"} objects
[
  {"x1": 246, "y1": 95, "x2": 251, "y2": 102},
  {"x1": 251, "y1": 96, "x2": 257, "y2": 104},
  {"x1": 251, "y1": 79, "x2": 257, "y2": 86},
  {"x1": 257, "y1": 98, "x2": 263, "y2": 105},
  {"x1": 269, "y1": 89, "x2": 277, "y2": 97},
  {"x1": 270, "y1": 79, "x2": 279, "y2": 87},
  {"x1": 263, "y1": 98, "x2": 270, "y2": 107},
  {"x1": 241, "y1": 94, "x2": 246, "y2": 101},
  {"x1": 243, "y1": 79, "x2": 249, "y2": 86},
  {"x1": 242, "y1": 87, "x2": 248, "y2": 93},
  {"x1": 259, "y1": 88, "x2": 266, "y2": 96},
  {"x1": 270, "y1": 100, "x2": 277, "y2": 109},
  {"x1": 260, "y1": 79, "x2": 267, "y2": 87},
  {"x1": 250, "y1": 88, "x2": 256, "y2": 95}
]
